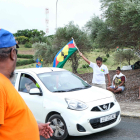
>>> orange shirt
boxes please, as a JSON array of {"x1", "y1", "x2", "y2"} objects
[{"x1": 0, "y1": 73, "x2": 40, "y2": 140}]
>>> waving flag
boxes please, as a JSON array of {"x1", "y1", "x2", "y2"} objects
[
  {"x1": 53, "y1": 39, "x2": 77, "y2": 68},
  {"x1": 36, "y1": 58, "x2": 43, "y2": 68}
]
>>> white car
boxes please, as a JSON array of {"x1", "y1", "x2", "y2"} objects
[{"x1": 13, "y1": 68, "x2": 121, "y2": 140}]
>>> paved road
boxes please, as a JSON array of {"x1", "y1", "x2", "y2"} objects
[{"x1": 40, "y1": 117, "x2": 140, "y2": 140}]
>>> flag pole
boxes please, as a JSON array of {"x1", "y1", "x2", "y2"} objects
[
  {"x1": 72, "y1": 37, "x2": 80, "y2": 52},
  {"x1": 71, "y1": 37, "x2": 89, "y2": 73}
]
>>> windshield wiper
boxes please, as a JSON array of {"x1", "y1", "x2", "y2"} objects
[
  {"x1": 53, "y1": 90, "x2": 67, "y2": 92},
  {"x1": 67, "y1": 87, "x2": 90, "y2": 92},
  {"x1": 53, "y1": 86, "x2": 91, "y2": 92}
]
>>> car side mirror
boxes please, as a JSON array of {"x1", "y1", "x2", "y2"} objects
[{"x1": 29, "y1": 88, "x2": 42, "y2": 96}]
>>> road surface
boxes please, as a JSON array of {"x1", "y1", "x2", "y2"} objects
[{"x1": 40, "y1": 117, "x2": 140, "y2": 140}]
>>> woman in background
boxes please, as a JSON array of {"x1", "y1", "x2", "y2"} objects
[{"x1": 107, "y1": 67, "x2": 126, "y2": 94}]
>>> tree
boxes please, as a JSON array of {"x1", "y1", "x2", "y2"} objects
[
  {"x1": 99, "y1": 0, "x2": 140, "y2": 50},
  {"x1": 85, "y1": 15, "x2": 115, "y2": 53},
  {"x1": 53, "y1": 21, "x2": 92, "y2": 73},
  {"x1": 16, "y1": 36, "x2": 29, "y2": 44},
  {"x1": 33, "y1": 37, "x2": 55, "y2": 65},
  {"x1": 85, "y1": 0, "x2": 140, "y2": 52},
  {"x1": 85, "y1": 15, "x2": 105, "y2": 43},
  {"x1": 114, "y1": 49, "x2": 138, "y2": 65},
  {"x1": 13, "y1": 29, "x2": 46, "y2": 38},
  {"x1": 30, "y1": 36, "x2": 48, "y2": 44},
  {"x1": 33, "y1": 22, "x2": 92, "y2": 73}
]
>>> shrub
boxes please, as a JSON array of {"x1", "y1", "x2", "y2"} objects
[
  {"x1": 16, "y1": 36, "x2": 29, "y2": 44},
  {"x1": 103, "y1": 57, "x2": 107, "y2": 62},
  {"x1": 82, "y1": 64, "x2": 89, "y2": 68},
  {"x1": 30, "y1": 36, "x2": 48, "y2": 44},
  {"x1": 17, "y1": 54, "x2": 33, "y2": 59},
  {"x1": 16, "y1": 59, "x2": 35, "y2": 66},
  {"x1": 106, "y1": 54, "x2": 110, "y2": 58},
  {"x1": 24, "y1": 42, "x2": 32, "y2": 48}
]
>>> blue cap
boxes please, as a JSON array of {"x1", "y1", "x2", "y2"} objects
[{"x1": 0, "y1": 29, "x2": 19, "y2": 48}]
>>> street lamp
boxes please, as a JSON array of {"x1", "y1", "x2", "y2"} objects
[{"x1": 56, "y1": 0, "x2": 58, "y2": 29}]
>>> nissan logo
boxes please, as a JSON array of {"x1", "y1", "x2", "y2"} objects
[{"x1": 103, "y1": 105, "x2": 108, "y2": 110}]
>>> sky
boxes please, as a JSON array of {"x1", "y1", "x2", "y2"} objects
[{"x1": 0, "y1": 0, "x2": 102, "y2": 35}]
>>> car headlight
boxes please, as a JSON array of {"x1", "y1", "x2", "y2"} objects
[{"x1": 65, "y1": 98, "x2": 88, "y2": 111}]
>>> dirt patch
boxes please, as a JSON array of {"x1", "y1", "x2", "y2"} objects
[
  {"x1": 77, "y1": 69, "x2": 140, "y2": 102},
  {"x1": 18, "y1": 50, "x2": 35, "y2": 55}
]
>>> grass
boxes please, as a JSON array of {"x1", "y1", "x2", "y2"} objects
[
  {"x1": 18, "y1": 44, "x2": 32, "y2": 51},
  {"x1": 16, "y1": 63, "x2": 36, "y2": 69},
  {"x1": 16, "y1": 45, "x2": 139, "y2": 74},
  {"x1": 63, "y1": 50, "x2": 119, "y2": 73},
  {"x1": 17, "y1": 58, "x2": 30, "y2": 61}
]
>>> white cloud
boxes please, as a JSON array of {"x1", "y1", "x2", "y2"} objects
[{"x1": 0, "y1": 0, "x2": 102, "y2": 35}]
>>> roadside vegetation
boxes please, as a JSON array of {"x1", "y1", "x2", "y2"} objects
[{"x1": 15, "y1": 0, "x2": 140, "y2": 73}]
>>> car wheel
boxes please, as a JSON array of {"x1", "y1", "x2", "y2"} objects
[{"x1": 48, "y1": 114, "x2": 68, "y2": 140}]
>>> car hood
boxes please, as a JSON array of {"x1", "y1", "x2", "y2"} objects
[{"x1": 55, "y1": 86, "x2": 113, "y2": 103}]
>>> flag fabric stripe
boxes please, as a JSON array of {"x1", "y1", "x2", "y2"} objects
[
  {"x1": 53, "y1": 47, "x2": 63, "y2": 67},
  {"x1": 53, "y1": 39, "x2": 77, "y2": 68},
  {"x1": 68, "y1": 43, "x2": 75, "y2": 48},
  {"x1": 67, "y1": 40, "x2": 73, "y2": 45},
  {"x1": 56, "y1": 47, "x2": 77, "y2": 68}
]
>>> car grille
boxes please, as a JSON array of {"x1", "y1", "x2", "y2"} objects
[
  {"x1": 91, "y1": 102, "x2": 115, "y2": 112},
  {"x1": 90, "y1": 111, "x2": 120, "y2": 129}
]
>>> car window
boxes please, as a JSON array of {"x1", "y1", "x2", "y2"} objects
[
  {"x1": 38, "y1": 71, "x2": 91, "y2": 92},
  {"x1": 19, "y1": 73, "x2": 40, "y2": 93},
  {"x1": 10, "y1": 73, "x2": 18, "y2": 86}
]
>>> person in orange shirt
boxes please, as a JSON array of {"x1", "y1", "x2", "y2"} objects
[{"x1": 0, "y1": 29, "x2": 53, "y2": 140}]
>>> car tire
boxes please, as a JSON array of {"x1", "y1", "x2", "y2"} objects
[{"x1": 48, "y1": 114, "x2": 68, "y2": 140}]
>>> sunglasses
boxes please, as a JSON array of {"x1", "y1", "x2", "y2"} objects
[{"x1": 1, "y1": 48, "x2": 18, "y2": 55}]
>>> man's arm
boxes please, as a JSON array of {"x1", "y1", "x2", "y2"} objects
[
  {"x1": 106, "y1": 73, "x2": 111, "y2": 86},
  {"x1": 118, "y1": 81, "x2": 125, "y2": 87},
  {"x1": 79, "y1": 52, "x2": 90, "y2": 65},
  {"x1": 114, "y1": 81, "x2": 124, "y2": 89}
]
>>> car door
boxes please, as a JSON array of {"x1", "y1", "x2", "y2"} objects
[{"x1": 18, "y1": 72, "x2": 44, "y2": 123}]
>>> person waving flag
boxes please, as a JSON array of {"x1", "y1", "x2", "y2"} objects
[{"x1": 53, "y1": 39, "x2": 78, "y2": 68}]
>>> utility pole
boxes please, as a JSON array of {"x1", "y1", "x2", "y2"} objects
[
  {"x1": 56, "y1": 0, "x2": 58, "y2": 29},
  {"x1": 45, "y1": 8, "x2": 49, "y2": 35}
]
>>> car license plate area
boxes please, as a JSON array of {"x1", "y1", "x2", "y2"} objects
[{"x1": 100, "y1": 113, "x2": 116, "y2": 123}]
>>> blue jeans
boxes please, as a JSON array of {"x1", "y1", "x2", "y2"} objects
[{"x1": 110, "y1": 86, "x2": 125, "y2": 92}]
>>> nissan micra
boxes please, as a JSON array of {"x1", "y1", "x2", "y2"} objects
[{"x1": 12, "y1": 67, "x2": 121, "y2": 140}]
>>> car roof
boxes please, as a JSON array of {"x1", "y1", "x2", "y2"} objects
[{"x1": 15, "y1": 67, "x2": 67, "y2": 74}]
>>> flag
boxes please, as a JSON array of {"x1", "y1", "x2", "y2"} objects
[
  {"x1": 36, "y1": 58, "x2": 43, "y2": 68},
  {"x1": 53, "y1": 39, "x2": 77, "y2": 68}
]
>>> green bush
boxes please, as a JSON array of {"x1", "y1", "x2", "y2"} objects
[
  {"x1": 30, "y1": 36, "x2": 48, "y2": 44},
  {"x1": 24, "y1": 42, "x2": 32, "y2": 48},
  {"x1": 82, "y1": 64, "x2": 89, "y2": 68},
  {"x1": 16, "y1": 59, "x2": 35, "y2": 66},
  {"x1": 16, "y1": 36, "x2": 29, "y2": 44},
  {"x1": 17, "y1": 54, "x2": 33, "y2": 59},
  {"x1": 106, "y1": 54, "x2": 110, "y2": 58},
  {"x1": 103, "y1": 57, "x2": 107, "y2": 62}
]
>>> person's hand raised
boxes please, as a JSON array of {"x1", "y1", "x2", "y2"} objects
[{"x1": 38, "y1": 122, "x2": 53, "y2": 139}]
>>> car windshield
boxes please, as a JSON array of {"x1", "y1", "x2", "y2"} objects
[{"x1": 38, "y1": 71, "x2": 91, "y2": 92}]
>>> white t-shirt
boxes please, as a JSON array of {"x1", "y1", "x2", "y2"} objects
[{"x1": 89, "y1": 62, "x2": 109, "y2": 84}]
